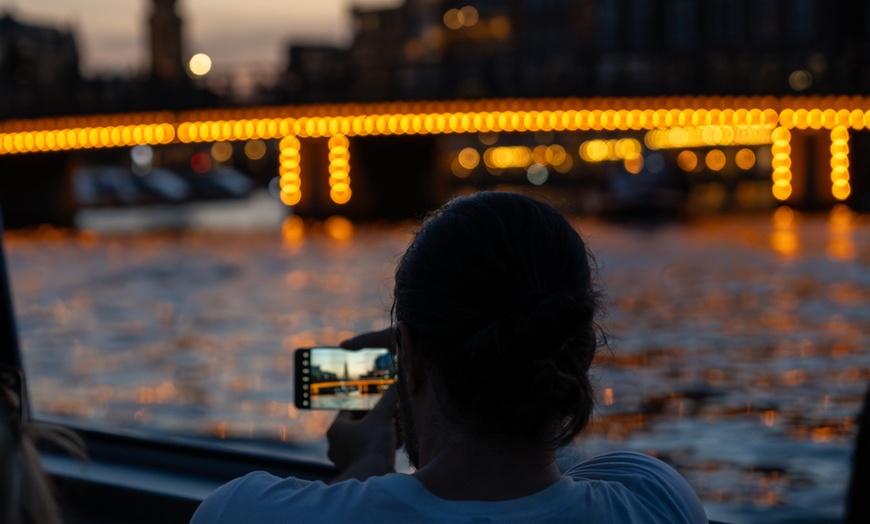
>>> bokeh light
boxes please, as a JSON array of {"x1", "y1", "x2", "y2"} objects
[
  {"x1": 188, "y1": 53, "x2": 212, "y2": 77},
  {"x1": 457, "y1": 147, "x2": 480, "y2": 169},
  {"x1": 130, "y1": 144, "x2": 153, "y2": 166},
  {"x1": 677, "y1": 150, "x2": 698, "y2": 172},
  {"x1": 735, "y1": 148, "x2": 756, "y2": 170},
  {"x1": 830, "y1": 126, "x2": 850, "y2": 201},
  {"x1": 328, "y1": 135, "x2": 352, "y2": 205},
  {"x1": 244, "y1": 139, "x2": 267, "y2": 160},
  {"x1": 211, "y1": 142, "x2": 233, "y2": 162},
  {"x1": 526, "y1": 164, "x2": 548, "y2": 185},
  {"x1": 279, "y1": 136, "x2": 302, "y2": 206},
  {"x1": 3, "y1": 97, "x2": 870, "y2": 213},
  {"x1": 190, "y1": 152, "x2": 211, "y2": 173},
  {"x1": 444, "y1": 6, "x2": 478, "y2": 29},
  {"x1": 624, "y1": 154, "x2": 644, "y2": 174},
  {"x1": 788, "y1": 70, "x2": 813, "y2": 92}
]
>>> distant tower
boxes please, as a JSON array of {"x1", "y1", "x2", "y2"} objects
[
  {"x1": 343, "y1": 361, "x2": 350, "y2": 380},
  {"x1": 149, "y1": 0, "x2": 184, "y2": 83}
]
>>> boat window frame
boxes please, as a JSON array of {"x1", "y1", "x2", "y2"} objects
[{"x1": 0, "y1": 208, "x2": 336, "y2": 523}]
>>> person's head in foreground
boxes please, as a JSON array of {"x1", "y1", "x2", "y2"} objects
[
  {"x1": 392, "y1": 190, "x2": 600, "y2": 472},
  {"x1": 191, "y1": 191, "x2": 708, "y2": 524},
  {"x1": 0, "y1": 378, "x2": 65, "y2": 524}
]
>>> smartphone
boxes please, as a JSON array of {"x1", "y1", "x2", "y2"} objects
[{"x1": 294, "y1": 347, "x2": 395, "y2": 410}]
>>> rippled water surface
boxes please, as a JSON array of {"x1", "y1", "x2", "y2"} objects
[{"x1": 6, "y1": 200, "x2": 870, "y2": 523}]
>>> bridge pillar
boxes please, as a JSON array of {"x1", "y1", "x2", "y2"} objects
[
  {"x1": 293, "y1": 135, "x2": 443, "y2": 220},
  {"x1": 787, "y1": 130, "x2": 837, "y2": 210},
  {"x1": 848, "y1": 131, "x2": 870, "y2": 212},
  {"x1": 0, "y1": 152, "x2": 77, "y2": 228}
]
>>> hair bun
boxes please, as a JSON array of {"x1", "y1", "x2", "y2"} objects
[{"x1": 511, "y1": 292, "x2": 589, "y2": 357}]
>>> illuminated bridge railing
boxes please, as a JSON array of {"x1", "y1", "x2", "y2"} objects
[{"x1": 1, "y1": 95, "x2": 869, "y2": 205}]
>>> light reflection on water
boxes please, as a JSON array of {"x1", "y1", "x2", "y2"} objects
[{"x1": 5, "y1": 204, "x2": 870, "y2": 523}]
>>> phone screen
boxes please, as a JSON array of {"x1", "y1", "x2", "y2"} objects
[{"x1": 294, "y1": 347, "x2": 394, "y2": 410}]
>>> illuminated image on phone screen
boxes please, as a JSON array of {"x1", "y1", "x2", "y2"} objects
[{"x1": 298, "y1": 348, "x2": 394, "y2": 410}]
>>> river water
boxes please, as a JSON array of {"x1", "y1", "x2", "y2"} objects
[{"x1": 5, "y1": 192, "x2": 870, "y2": 523}]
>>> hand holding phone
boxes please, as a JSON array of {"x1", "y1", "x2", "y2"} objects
[{"x1": 295, "y1": 347, "x2": 394, "y2": 410}]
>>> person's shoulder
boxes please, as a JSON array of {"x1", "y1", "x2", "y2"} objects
[
  {"x1": 190, "y1": 471, "x2": 315, "y2": 524},
  {"x1": 562, "y1": 451, "x2": 708, "y2": 523},
  {"x1": 563, "y1": 450, "x2": 681, "y2": 479},
  {"x1": 562, "y1": 450, "x2": 692, "y2": 492},
  {"x1": 190, "y1": 472, "x2": 418, "y2": 524}
]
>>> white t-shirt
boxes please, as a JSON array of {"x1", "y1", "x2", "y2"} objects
[{"x1": 190, "y1": 451, "x2": 708, "y2": 523}]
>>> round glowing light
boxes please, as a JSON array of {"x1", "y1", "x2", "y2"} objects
[
  {"x1": 705, "y1": 149, "x2": 726, "y2": 171},
  {"x1": 624, "y1": 154, "x2": 644, "y2": 174},
  {"x1": 545, "y1": 144, "x2": 567, "y2": 165},
  {"x1": 735, "y1": 148, "x2": 756, "y2": 170},
  {"x1": 328, "y1": 135, "x2": 349, "y2": 148},
  {"x1": 443, "y1": 8, "x2": 463, "y2": 29},
  {"x1": 532, "y1": 145, "x2": 548, "y2": 166},
  {"x1": 553, "y1": 155, "x2": 573, "y2": 173},
  {"x1": 211, "y1": 142, "x2": 233, "y2": 162},
  {"x1": 772, "y1": 168, "x2": 792, "y2": 183},
  {"x1": 831, "y1": 126, "x2": 849, "y2": 143},
  {"x1": 188, "y1": 53, "x2": 212, "y2": 77},
  {"x1": 615, "y1": 138, "x2": 641, "y2": 158},
  {"x1": 458, "y1": 147, "x2": 480, "y2": 169},
  {"x1": 330, "y1": 187, "x2": 352, "y2": 205},
  {"x1": 833, "y1": 182, "x2": 851, "y2": 201},
  {"x1": 527, "y1": 164, "x2": 548, "y2": 185},
  {"x1": 485, "y1": 146, "x2": 531, "y2": 168},
  {"x1": 460, "y1": 6, "x2": 479, "y2": 26},
  {"x1": 479, "y1": 133, "x2": 498, "y2": 145},
  {"x1": 281, "y1": 190, "x2": 301, "y2": 206},
  {"x1": 677, "y1": 150, "x2": 698, "y2": 172},
  {"x1": 451, "y1": 159, "x2": 472, "y2": 178},
  {"x1": 788, "y1": 70, "x2": 813, "y2": 92},
  {"x1": 191, "y1": 152, "x2": 211, "y2": 174},
  {"x1": 772, "y1": 182, "x2": 792, "y2": 201},
  {"x1": 244, "y1": 139, "x2": 267, "y2": 160},
  {"x1": 582, "y1": 140, "x2": 606, "y2": 161},
  {"x1": 131, "y1": 144, "x2": 153, "y2": 166}
]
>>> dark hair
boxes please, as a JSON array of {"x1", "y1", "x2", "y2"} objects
[
  {"x1": 393, "y1": 192, "x2": 603, "y2": 447},
  {"x1": 0, "y1": 383, "x2": 84, "y2": 524},
  {"x1": 0, "y1": 387, "x2": 59, "y2": 524}
]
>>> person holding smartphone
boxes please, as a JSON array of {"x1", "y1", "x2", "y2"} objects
[{"x1": 191, "y1": 191, "x2": 707, "y2": 523}]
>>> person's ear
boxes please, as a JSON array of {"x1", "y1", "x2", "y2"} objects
[{"x1": 397, "y1": 322, "x2": 423, "y2": 394}]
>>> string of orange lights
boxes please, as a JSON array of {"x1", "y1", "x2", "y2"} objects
[{"x1": 2, "y1": 96, "x2": 869, "y2": 204}]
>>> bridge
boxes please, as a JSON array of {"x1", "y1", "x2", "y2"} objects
[
  {"x1": 310, "y1": 378, "x2": 394, "y2": 395},
  {"x1": 1, "y1": 95, "x2": 868, "y2": 225}
]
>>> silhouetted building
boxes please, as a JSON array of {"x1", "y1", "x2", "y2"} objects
[
  {"x1": 274, "y1": 0, "x2": 870, "y2": 103},
  {"x1": 279, "y1": 45, "x2": 348, "y2": 103},
  {"x1": 0, "y1": 11, "x2": 81, "y2": 118},
  {"x1": 149, "y1": 0, "x2": 185, "y2": 84},
  {"x1": 0, "y1": 2, "x2": 219, "y2": 119},
  {"x1": 349, "y1": 6, "x2": 406, "y2": 100}
]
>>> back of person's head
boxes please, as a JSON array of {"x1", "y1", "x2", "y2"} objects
[
  {"x1": 0, "y1": 384, "x2": 63, "y2": 524},
  {"x1": 394, "y1": 191, "x2": 602, "y2": 447}
]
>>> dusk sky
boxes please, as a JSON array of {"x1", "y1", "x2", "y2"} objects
[
  {"x1": 4, "y1": 0, "x2": 397, "y2": 77},
  {"x1": 310, "y1": 348, "x2": 389, "y2": 379}
]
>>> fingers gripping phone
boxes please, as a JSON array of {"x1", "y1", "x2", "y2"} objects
[{"x1": 294, "y1": 347, "x2": 394, "y2": 410}]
